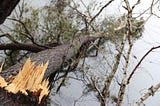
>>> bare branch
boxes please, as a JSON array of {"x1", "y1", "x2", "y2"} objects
[
  {"x1": 132, "y1": 0, "x2": 141, "y2": 10},
  {"x1": 89, "y1": 0, "x2": 115, "y2": 24},
  {"x1": 7, "y1": 18, "x2": 49, "y2": 48},
  {"x1": 69, "y1": 2, "x2": 96, "y2": 32},
  {"x1": 127, "y1": 45, "x2": 160, "y2": 84},
  {"x1": 117, "y1": 44, "x2": 133, "y2": 106},
  {"x1": 91, "y1": 77, "x2": 106, "y2": 106},
  {"x1": 7, "y1": 18, "x2": 34, "y2": 41},
  {"x1": 135, "y1": 0, "x2": 159, "y2": 18},
  {"x1": 0, "y1": 33, "x2": 18, "y2": 43},
  {"x1": 150, "y1": 0, "x2": 155, "y2": 13}
]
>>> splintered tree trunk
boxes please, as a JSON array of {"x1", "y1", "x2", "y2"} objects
[{"x1": 0, "y1": 34, "x2": 101, "y2": 105}]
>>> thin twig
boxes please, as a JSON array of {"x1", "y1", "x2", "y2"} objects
[
  {"x1": 7, "y1": 18, "x2": 49, "y2": 48},
  {"x1": 135, "y1": 0, "x2": 159, "y2": 18},
  {"x1": 127, "y1": 45, "x2": 160, "y2": 84},
  {"x1": 132, "y1": 0, "x2": 141, "y2": 10},
  {"x1": 91, "y1": 77, "x2": 105, "y2": 103},
  {"x1": 89, "y1": 0, "x2": 115, "y2": 24}
]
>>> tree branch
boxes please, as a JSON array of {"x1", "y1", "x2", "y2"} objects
[
  {"x1": 0, "y1": 43, "x2": 46, "y2": 52},
  {"x1": 7, "y1": 18, "x2": 48, "y2": 48},
  {"x1": 0, "y1": 34, "x2": 104, "y2": 105},
  {"x1": 127, "y1": 45, "x2": 160, "y2": 84},
  {"x1": 0, "y1": 0, "x2": 20, "y2": 24},
  {"x1": 134, "y1": 82, "x2": 160, "y2": 106},
  {"x1": 89, "y1": 0, "x2": 115, "y2": 24}
]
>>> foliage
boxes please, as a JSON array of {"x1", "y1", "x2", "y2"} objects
[
  {"x1": 10, "y1": 0, "x2": 80, "y2": 44},
  {"x1": 0, "y1": 0, "x2": 150, "y2": 105},
  {"x1": 2, "y1": 0, "x2": 82, "y2": 67},
  {"x1": 100, "y1": 15, "x2": 144, "y2": 43}
]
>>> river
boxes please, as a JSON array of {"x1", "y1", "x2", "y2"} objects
[{"x1": 5, "y1": 0, "x2": 160, "y2": 106}]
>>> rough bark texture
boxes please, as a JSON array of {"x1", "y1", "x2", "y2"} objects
[
  {"x1": 0, "y1": 1, "x2": 102, "y2": 105},
  {"x1": 0, "y1": 0, "x2": 95, "y2": 105},
  {"x1": 0, "y1": 35, "x2": 100, "y2": 105},
  {"x1": 0, "y1": 0, "x2": 20, "y2": 24},
  {"x1": 0, "y1": 43, "x2": 46, "y2": 52}
]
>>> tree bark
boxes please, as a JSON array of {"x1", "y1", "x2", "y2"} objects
[
  {"x1": 0, "y1": 43, "x2": 46, "y2": 52},
  {"x1": 0, "y1": 0, "x2": 20, "y2": 24},
  {"x1": 0, "y1": 34, "x2": 102, "y2": 105}
]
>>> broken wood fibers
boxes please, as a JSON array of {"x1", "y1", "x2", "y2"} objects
[{"x1": 0, "y1": 58, "x2": 50, "y2": 104}]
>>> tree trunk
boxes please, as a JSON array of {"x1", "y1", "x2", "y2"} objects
[
  {"x1": 0, "y1": 0, "x2": 20, "y2": 24},
  {"x1": 0, "y1": 34, "x2": 101, "y2": 105}
]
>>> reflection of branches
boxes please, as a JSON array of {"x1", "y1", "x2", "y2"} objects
[
  {"x1": 89, "y1": 0, "x2": 115, "y2": 24},
  {"x1": 91, "y1": 77, "x2": 105, "y2": 106},
  {"x1": 132, "y1": 0, "x2": 141, "y2": 10},
  {"x1": 80, "y1": 0, "x2": 92, "y2": 18},
  {"x1": 127, "y1": 45, "x2": 160, "y2": 84},
  {"x1": 56, "y1": 71, "x2": 69, "y2": 92},
  {"x1": 69, "y1": 1, "x2": 96, "y2": 32},
  {"x1": 135, "y1": 0, "x2": 159, "y2": 18},
  {"x1": 71, "y1": 0, "x2": 115, "y2": 32},
  {"x1": 149, "y1": 0, "x2": 160, "y2": 18},
  {"x1": 150, "y1": 0, "x2": 155, "y2": 13},
  {"x1": 56, "y1": 57, "x2": 79, "y2": 92}
]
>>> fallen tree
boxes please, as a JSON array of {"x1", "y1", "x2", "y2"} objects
[
  {"x1": 0, "y1": 1, "x2": 105, "y2": 105},
  {"x1": 0, "y1": 33, "x2": 104, "y2": 105}
]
